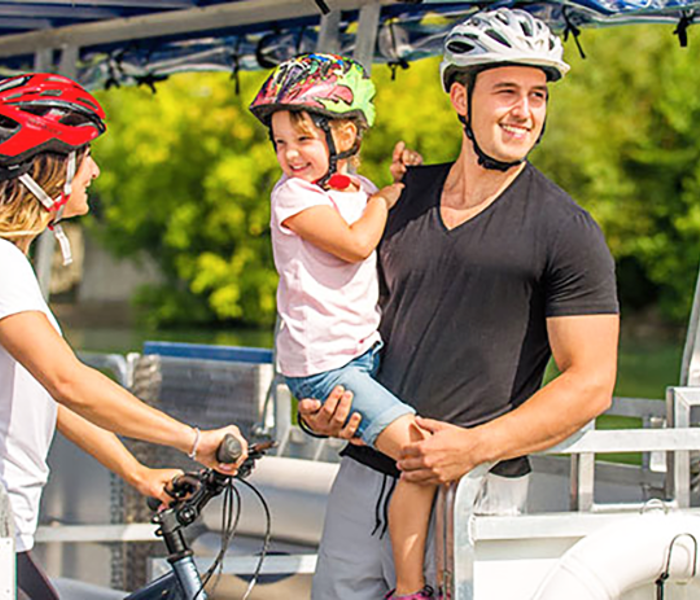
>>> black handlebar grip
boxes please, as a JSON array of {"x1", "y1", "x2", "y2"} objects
[
  {"x1": 146, "y1": 496, "x2": 162, "y2": 512},
  {"x1": 216, "y1": 434, "x2": 243, "y2": 464}
]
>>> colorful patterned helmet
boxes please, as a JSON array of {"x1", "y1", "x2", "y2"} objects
[
  {"x1": 249, "y1": 53, "x2": 376, "y2": 128},
  {"x1": 0, "y1": 73, "x2": 106, "y2": 179},
  {"x1": 440, "y1": 8, "x2": 570, "y2": 93}
]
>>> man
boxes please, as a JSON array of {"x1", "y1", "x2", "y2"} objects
[{"x1": 299, "y1": 8, "x2": 619, "y2": 599}]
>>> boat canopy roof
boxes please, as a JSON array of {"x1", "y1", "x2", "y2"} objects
[{"x1": 0, "y1": 0, "x2": 696, "y2": 87}]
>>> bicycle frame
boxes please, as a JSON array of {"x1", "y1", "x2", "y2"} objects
[
  {"x1": 124, "y1": 554, "x2": 205, "y2": 600},
  {"x1": 122, "y1": 440, "x2": 274, "y2": 599}
]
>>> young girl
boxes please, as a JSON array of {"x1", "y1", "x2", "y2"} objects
[
  {"x1": 250, "y1": 54, "x2": 435, "y2": 600},
  {"x1": 0, "y1": 73, "x2": 247, "y2": 598}
]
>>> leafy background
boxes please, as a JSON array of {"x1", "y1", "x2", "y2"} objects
[{"x1": 89, "y1": 24, "x2": 700, "y2": 328}]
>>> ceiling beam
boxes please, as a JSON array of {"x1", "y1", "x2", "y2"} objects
[
  {"x1": 0, "y1": 5, "x2": 118, "y2": 19},
  {"x1": 0, "y1": 0, "x2": 397, "y2": 58},
  {"x1": 0, "y1": 0, "x2": 194, "y2": 6},
  {"x1": 0, "y1": 18, "x2": 52, "y2": 30}
]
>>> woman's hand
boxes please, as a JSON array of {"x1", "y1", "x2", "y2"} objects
[
  {"x1": 196, "y1": 425, "x2": 249, "y2": 474},
  {"x1": 390, "y1": 141, "x2": 423, "y2": 183},
  {"x1": 297, "y1": 385, "x2": 363, "y2": 442},
  {"x1": 131, "y1": 466, "x2": 184, "y2": 505}
]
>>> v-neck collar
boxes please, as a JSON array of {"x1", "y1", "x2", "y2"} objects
[{"x1": 435, "y1": 162, "x2": 530, "y2": 234}]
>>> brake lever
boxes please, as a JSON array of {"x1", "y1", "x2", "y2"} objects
[
  {"x1": 235, "y1": 440, "x2": 277, "y2": 479},
  {"x1": 146, "y1": 472, "x2": 203, "y2": 512}
]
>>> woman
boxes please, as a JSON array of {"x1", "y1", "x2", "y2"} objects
[{"x1": 0, "y1": 73, "x2": 248, "y2": 599}]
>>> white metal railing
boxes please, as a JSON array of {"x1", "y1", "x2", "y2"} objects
[
  {"x1": 50, "y1": 351, "x2": 699, "y2": 594},
  {"x1": 437, "y1": 386, "x2": 700, "y2": 600}
]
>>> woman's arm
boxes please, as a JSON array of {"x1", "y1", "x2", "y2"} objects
[
  {"x1": 57, "y1": 405, "x2": 181, "y2": 503},
  {"x1": 0, "y1": 311, "x2": 247, "y2": 471},
  {"x1": 283, "y1": 182, "x2": 403, "y2": 263}
]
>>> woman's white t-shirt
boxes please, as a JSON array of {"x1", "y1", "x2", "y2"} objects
[{"x1": 0, "y1": 238, "x2": 59, "y2": 551}]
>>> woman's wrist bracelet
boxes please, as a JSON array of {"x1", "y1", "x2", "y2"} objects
[{"x1": 188, "y1": 426, "x2": 201, "y2": 459}]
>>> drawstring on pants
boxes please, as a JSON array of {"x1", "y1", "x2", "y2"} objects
[{"x1": 371, "y1": 474, "x2": 398, "y2": 539}]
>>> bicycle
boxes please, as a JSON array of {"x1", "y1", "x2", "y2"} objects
[{"x1": 123, "y1": 435, "x2": 275, "y2": 600}]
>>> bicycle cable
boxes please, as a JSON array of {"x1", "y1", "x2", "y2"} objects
[
  {"x1": 191, "y1": 477, "x2": 272, "y2": 600},
  {"x1": 197, "y1": 480, "x2": 242, "y2": 597},
  {"x1": 238, "y1": 478, "x2": 272, "y2": 600}
]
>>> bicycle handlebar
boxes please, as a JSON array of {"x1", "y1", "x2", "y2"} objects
[
  {"x1": 216, "y1": 433, "x2": 244, "y2": 464},
  {"x1": 146, "y1": 438, "x2": 275, "y2": 514}
]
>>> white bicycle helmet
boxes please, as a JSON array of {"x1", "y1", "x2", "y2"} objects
[{"x1": 440, "y1": 8, "x2": 570, "y2": 93}]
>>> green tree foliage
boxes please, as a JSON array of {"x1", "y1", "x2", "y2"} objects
[
  {"x1": 91, "y1": 60, "x2": 459, "y2": 328},
  {"x1": 92, "y1": 73, "x2": 280, "y2": 327},
  {"x1": 533, "y1": 25, "x2": 700, "y2": 321},
  {"x1": 91, "y1": 25, "x2": 700, "y2": 327}
]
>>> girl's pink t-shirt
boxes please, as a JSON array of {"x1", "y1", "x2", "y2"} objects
[{"x1": 271, "y1": 175, "x2": 382, "y2": 377}]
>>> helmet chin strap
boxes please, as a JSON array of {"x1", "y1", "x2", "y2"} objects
[
  {"x1": 309, "y1": 114, "x2": 359, "y2": 190},
  {"x1": 18, "y1": 151, "x2": 76, "y2": 265}
]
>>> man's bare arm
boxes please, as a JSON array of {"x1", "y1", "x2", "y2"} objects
[{"x1": 397, "y1": 313, "x2": 619, "y2": 484}]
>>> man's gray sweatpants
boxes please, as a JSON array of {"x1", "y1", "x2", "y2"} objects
[{"x1": 311, "y1": 457, "x2": 529, "y2": 599}]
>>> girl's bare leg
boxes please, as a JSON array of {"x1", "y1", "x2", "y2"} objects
[{"x1": 375, "y1": 415, "x2": 437, "y2": 596}]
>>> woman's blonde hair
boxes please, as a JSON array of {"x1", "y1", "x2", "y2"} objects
[{"x1": 0, "y1": 149, "x2": 87, "y2": 245}]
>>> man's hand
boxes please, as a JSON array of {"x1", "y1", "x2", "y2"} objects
[
  {"x1": 397, "y1": 417, "x2": 482, "y2": 485},
  {"x1": 298, "y1": 386, "x2": 363, "y2": 442},
  {"x1": 390, "y1": 141, "x2": 423, "y2": 183}
]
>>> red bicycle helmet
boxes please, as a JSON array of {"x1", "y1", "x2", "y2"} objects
[
  {"x1": 0, "y1": 73, "x2": 106, "y2": 265},
  {"x1": 0, "y1": 73, "x2": 106, "y2": 179}
]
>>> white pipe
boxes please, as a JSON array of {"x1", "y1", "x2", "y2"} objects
[
  {"x1": 532, "y1": 513, "x2": 700, "y2": 599},
  {"x1": 202, "y1": 456, "x2": 339, "y2": 546}
]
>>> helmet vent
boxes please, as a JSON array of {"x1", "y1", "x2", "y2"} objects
[
  {"x1": 59, "y1": 112, "x2": 90, "y2": 126},
  {"x1": 40, "y1": 89, "x2": 62, "y2": 97},
  {"x1": 0, "y1": 78, "x2": 25, "y2": 93},
  {"x1": 485, "y1": 29, "x2": 512, "y2": 48},
  {"x1": 78, "y1": 97, "x2": 99, "y2": 110},
  {"x1": 0, "y1": 114, "x2": 18, "y2": 132},
  {"x1": 20, "y1": 106, "x2": 47, "y2": 116},
  {"x1": 446, "y1": 40, "x2": 475, "y2": 54},
  {"x1": 520, "y1": 21, "x2": 533, "y2": 36}
]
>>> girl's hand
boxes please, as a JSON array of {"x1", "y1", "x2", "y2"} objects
[
  {"x1": 373, "y1": 182, "x2": 404, "y2": 210},
  {"x1": 131, "y1": 466, "x2": 184, "y2": 505},
  {"x1": 390, "y1": 141, "x2": 423, "y2": 183}
]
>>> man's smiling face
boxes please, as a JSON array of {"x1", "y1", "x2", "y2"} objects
[{"x1": 468, "y1": 66, "x2": 548, "y2": 164}]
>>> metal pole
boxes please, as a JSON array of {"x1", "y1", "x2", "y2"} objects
[
  {"x1": 58, "y1": 44, "x2": 78, "y2": 78},
  {"x1": 33, "y1": 48, "x2": 56, "y2": 300},
  {"x1": 353, "y1": 1, "x2": 380, "y2": 74},
  {"x1": 680, "y1": 260, "x2": 700, "y2": 386},
  {"x1": 316, "y1": 9, "x2": 341, "y2": 54}
]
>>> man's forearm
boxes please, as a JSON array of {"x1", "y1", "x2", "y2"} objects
[{"x1": 471, "y1": 367, "x2": 613, "y2": 465}]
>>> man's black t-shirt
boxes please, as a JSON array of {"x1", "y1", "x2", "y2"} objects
[{"x1": 342, "y1": 162, "x2": 619, "y2": 477}]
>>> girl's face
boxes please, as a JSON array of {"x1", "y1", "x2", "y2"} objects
[
  {"x1": 63, "y1": 151, "x2": 100, "y2": 219},
  {"x1": 271, "y1": 111, "x2": 330, "y2": 183}
]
